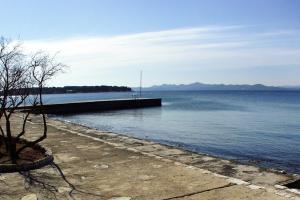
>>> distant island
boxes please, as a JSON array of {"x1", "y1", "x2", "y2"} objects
[
  {"x1": 30, "y1": 85, "x2": 131, "y2": 94},
  {"x1": 134, "y1": 82, "x2": 290, "y2": 91}
]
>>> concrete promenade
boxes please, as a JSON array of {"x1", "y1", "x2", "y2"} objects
[{"x1": 0, "y1": 115, "x2": 299, "y2": 200}]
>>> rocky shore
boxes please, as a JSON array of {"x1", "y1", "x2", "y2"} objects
[{"x1": 0, "y1": 115, "x2": 299, "y2": 200}]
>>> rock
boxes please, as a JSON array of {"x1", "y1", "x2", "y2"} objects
[
  {"x1": 128, "y1": 156, "x2": 139, "y2": 159},
  {"x1": 152, "y1": 164, "x2": 162, "y2": 169},
  {"x1": 137, "y1": 175, "x2": 155, "y2": 181},
  {"x1": 100, "y1": 164, "x2": 109, "y2": 169},
  {"x1": 58, "y1": 186, "x2": 71, "y2": 193},
  {"x1": 0, "y1": 175, "x2": 6, "y2": 181},
  {"x1": 201, "y1": 156, "x2": 216, "y2": 161},
  {"x1": 94, "y1": 164, "x2": 109, "y2": 169},
  {"x1": 21, "y1": 194, "x2": 37, "y2": 200},
  {"x1": 76, "y1": 145, "x2": 100, "y2": 150},
  {"x1": 275, "y1": 184, "x2": 287, "y2": 190},
  {"x1": 109, "y1": 197, "x2": 131, "y2": 200},
  {"x1": 55, "y1": 153, "x2": 80, "y2": 162},
  {"x1": 248, "y1": 184, "x2": 263, "y2": 190}
]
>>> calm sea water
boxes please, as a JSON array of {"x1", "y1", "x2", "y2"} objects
[{"x1": 46, "y1": 91, "x2": 300, "y2": 174}]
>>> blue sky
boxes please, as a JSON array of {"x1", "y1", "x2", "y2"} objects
[{"x1": 1, "y1": 0, "x2": 300, "y2": 86}]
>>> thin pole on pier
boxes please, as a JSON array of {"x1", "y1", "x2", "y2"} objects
[{"x1": 139, "y1": 70, "x2": 143, "y2": 98}]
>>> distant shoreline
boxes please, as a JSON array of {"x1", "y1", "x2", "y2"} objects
[{"x1": 8, "y1": 85, "x2": 132, "y2": 95}]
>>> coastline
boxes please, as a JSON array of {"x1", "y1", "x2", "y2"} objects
[
  {"x1": 0, "y1": 115, "x2": 299, "y2": 199},
  {"x1": 50, "y1": 118, "x2": 300, "y2": 183},
  {"x1": 46, "y1": 90, "x2": 300, "y2": 176},
  {"x1": 47, "y1": 118, "x2": 300, "y2": 195}
]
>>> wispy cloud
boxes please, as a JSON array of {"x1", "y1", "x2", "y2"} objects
[
  {"x1": 255, "y1": 30, "x2": 300, "y2": 37},
  {"x1": 22, "y1": 25, "x2": 300, "y2": 86}
]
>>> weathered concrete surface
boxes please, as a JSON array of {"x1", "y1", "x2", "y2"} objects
[
  {"x1": 0, "y1": 115, "x2": 299, "y2": 200},
  {"x1": 49, "y1": 118, "x2": 300, "y2": 187}
]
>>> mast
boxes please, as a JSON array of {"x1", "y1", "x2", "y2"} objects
[{"x1": 139, "y1": 70, "x2": 143, "y2": 97}]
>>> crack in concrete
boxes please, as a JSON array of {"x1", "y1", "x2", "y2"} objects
[{"x1": 162, "y1": 183, "x2": 235, "y2": 200}]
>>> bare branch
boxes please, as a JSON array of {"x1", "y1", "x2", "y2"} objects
[
  {"x1": 0, "y1": 36, "x2": 65, "y2": 162},
  {"x1": 16, "y1": 112, "x2": 30, "y2": 139}
]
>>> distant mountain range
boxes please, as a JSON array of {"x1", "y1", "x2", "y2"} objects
[{"x1": 133, "y1": 82, "x2": 292, "y2": 91}]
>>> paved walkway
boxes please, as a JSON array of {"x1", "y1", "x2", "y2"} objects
[{"x1": 0, "y1": 116, "x2": 299, "y2": 200}]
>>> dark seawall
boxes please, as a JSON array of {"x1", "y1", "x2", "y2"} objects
[{"x1": 18, "y1": 98, "x2": 162, "y2": 114}]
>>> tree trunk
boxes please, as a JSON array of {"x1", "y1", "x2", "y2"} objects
[
  {"x1": 10, "y1": 141, "x2": 17, "y2": 164},
  {"x1": 6, "y1": 118, "x2": 18, "y2": 163}
]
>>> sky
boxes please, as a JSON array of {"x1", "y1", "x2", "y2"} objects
[{"x1": 1, "y1": 0, "x2": 300, "y2": 87}]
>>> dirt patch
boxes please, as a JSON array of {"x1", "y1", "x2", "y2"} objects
[{"x1": 0, "y1": 139, "x2": 46, "y2": 165}]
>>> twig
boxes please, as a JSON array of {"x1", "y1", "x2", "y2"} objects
[
  {"x1": 19, "y1": 170, "x2": 58, "y2": 198},
  {"x1": 51, "y1": 162, "x2": 104, "y2": 198}
]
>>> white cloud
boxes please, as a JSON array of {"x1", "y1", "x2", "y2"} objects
[{"x1": 22, "y1": 25, "x2": 300, "y2": 86}]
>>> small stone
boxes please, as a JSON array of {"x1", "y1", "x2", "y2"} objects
[
  {"x1": 201, "y1": 156, "x2": 215, "y2": 161},
  {"x1": 58, "y1": 186, "x2": 71, "y2": 193},
  {"x1": 21, "y1": 194, "x2": 37, "y2": 200},
  {"x1": 138, "y1": 175, "x2": 155, "y2": 181},
  {"x1": 76, "y1": 145, "x2": 88, "y2": 149},
  {"x1": 109, "y1": 197, "x2": 131, "y2": 200},
  {"x1": 274, "y1": 185, "x2": 287, "y2": 190},
  {"x1": 174, "y1": 162, "x2": 183, "y2": 166},
  {"x1": 186, "y1": 166, "x2": 196, "y2": 170},
  {"x1": 248, "y1": 184, "x2": 263, "y2": 190},
  {"x1": 227, "y1": 178, "x2": 249, "y2": 185},
  {"x1": 128, "y1": 156, "x2": 139, "y2": 159},
  {"x1": 55, "y1": 153, "x2": 80, "y2": 162},
  {"x1": 152, "y1": 164, "x2": 162, "y2": 169},
  {"x1": 100, "y1": 164, "x2": 109, "y2": 169},
  {"x1": 286, "y1": 189, "x2": 300, "y2": 195}
]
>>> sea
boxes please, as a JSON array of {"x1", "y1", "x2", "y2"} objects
[{"x1": 44, "y1": 90, "x2": 300, "y2": 174}]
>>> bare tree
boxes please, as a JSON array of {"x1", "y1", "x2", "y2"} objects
[
  {"x1": 0, "y1": 37, "x2": 64, "y2": 164},
  {"x1": 0, "y1": 38, "x2": 105, "y2": 199}
]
